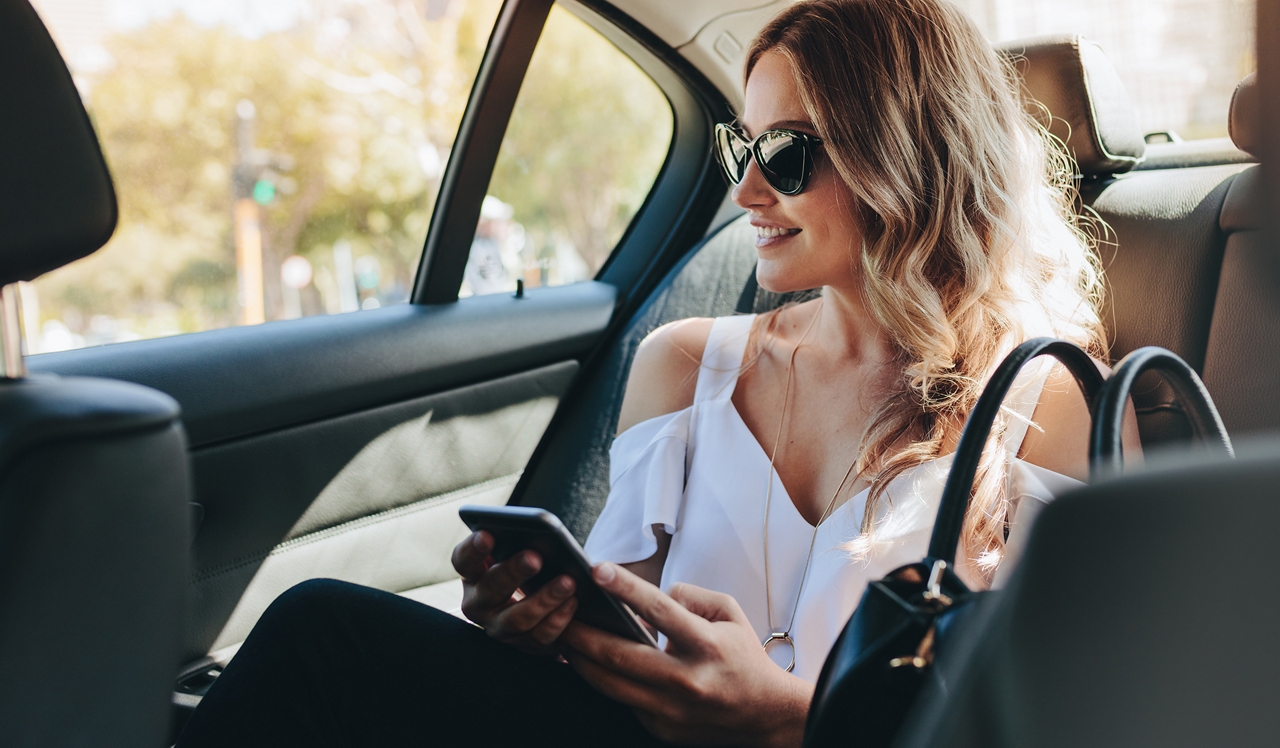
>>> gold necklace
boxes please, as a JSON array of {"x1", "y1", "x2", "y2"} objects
[{"x1": 761, "y1": 303, "x2": 861, "y2": 673}]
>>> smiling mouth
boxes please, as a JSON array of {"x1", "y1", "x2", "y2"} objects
[{"x1": 756, "y1": 226, "x2": 800, "y2": 239}]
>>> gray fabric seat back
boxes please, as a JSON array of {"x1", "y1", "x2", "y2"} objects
[
  {"x1": 520, "y1": 216, "x2": 758, "y2": 539},
  {"x1": 896, "y1": 443, "x2": 1280, "y2": 748}
]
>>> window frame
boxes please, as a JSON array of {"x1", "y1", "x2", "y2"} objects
[
  {"x1": 410, "y1": 0, "x2": 729, "y2": 312},
  {"x1": 412, "y1": 0, "x2": 555, "y2": 305}
]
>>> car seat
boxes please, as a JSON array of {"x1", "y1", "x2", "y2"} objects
[
  {"x1": 893, "y1": 441, "x2": 1280, "y2": 748},
  {"x1": 1198, "y1": 74, "x2": 1280, "y2": 434},
  {"x1": 0, "y1": 2, "x2": 192, "y2": 746}
]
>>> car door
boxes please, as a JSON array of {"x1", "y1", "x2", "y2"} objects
[{"x1": 26, "y1": 0, "x2": 725, "y2": 683}]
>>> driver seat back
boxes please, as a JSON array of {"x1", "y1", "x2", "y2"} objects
[
  {"x1": 0, "y1": 3, "x2": 191, "y2": 746},
  {"x1": 896, "y1": 444, "x2": 1280, "y2": 748}
]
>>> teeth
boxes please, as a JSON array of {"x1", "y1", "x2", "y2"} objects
[{"x1": 756, "y1": 226, "x2": 800, "y2": 239}]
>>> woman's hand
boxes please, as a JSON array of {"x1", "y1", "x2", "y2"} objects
[
  {"x1": 560, "y1": 562, "x2": 813, "y2": 747},
  {"x1": 450, "y1": 530, "x2": 578, "y2": 655}
]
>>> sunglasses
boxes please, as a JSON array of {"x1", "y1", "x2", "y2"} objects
[{"x1": 714, "y1": 123, "x2": 823, "y2": 196}]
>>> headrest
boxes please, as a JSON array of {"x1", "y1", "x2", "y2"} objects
[
  {"x1": 1229, "y1": 73, "x2": 1259, "y2": 157},
  {"x1": 0, "y1": 1, "x2": 117, "y2": 287},
  {"x1": 997, "y1": 34, "x2": 1145, "y2": 176}
]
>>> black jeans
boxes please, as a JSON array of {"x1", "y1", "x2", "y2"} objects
[{"x1": 176, "y1": 579, "x2": 666, "y2": 748}]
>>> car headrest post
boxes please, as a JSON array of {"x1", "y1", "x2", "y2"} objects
[{"x1": 0, "y1": 284, "x2": 24, "y2": 379}]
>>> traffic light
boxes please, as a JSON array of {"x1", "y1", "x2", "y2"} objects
[{"x1": 252, "y1": 178, "x2": 275, "y2": 205}]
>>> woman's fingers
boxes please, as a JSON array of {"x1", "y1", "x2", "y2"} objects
[
  {"x1": 524, "y1": 595, "x2": 578, "y2": 647},
  {"x1": 469, "y1": 550, "x2": 541, "y2": 610},
  {"x1": 460, "y1": 548, "x2": 544, "y2": 627},
  {"x1": 450, "y1": 531, "x2": 493, "y2": 583},
  {"x1": 562, "y1": 646, "x2": 673, "y2": 717},
  {"x1": 487, "y1": 575, "x2": 576, "y2": 640},
  {"x1": 560, "y1": 620, "x2": 676, "y2": 688},
  {"x1": 667, "y1": 583, "x2": 749, "y2": 625},
  {"x1": 593, "y1": 562, "x2": 707, "y2": 644}
]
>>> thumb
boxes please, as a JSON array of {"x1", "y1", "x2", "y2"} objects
[{"x1": 668, "y1": 583, "x2": 749, "y2": 624}]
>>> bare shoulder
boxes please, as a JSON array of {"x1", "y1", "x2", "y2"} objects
[
  {"x1": 1018, "y1": 358, "x2": 1143, "y2": 480},
  {"x1": 616, "y1": 318, "x2": 717, "y2": 435}
]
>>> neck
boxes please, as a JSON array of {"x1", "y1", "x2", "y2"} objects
[{"x1": 808, "y1": 284, "x2": 893, "y2": 367}]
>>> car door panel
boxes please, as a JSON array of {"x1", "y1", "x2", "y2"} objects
[
  {"x1": 28, "y1": 283, "x2": 611, "y2": 663},
  {"x1": 188, "y1": 361, "x2": 574, "y2": 660},
  {"x1": 30, "y1": 282, "x2": 615, "y2": 448}
]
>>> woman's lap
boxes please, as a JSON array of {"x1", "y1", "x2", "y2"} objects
[{"x1": 177, "y1": 579, "x2": 664, "y2": 748}]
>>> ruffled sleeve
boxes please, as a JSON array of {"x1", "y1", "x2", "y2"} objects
[{"x1": 583, "y1": 408, "x2": 691, "y2": 565}]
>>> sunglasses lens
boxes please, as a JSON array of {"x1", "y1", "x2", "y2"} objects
[
  {"x1": 715, "y1": 125, "x2": 749, "y2": 184},
  {"x1": 713, "y1": 125, "x2": 815, "y2": 194},
  {"x1": 755, "y1": 131, "x2": 808, "y2": 194}
]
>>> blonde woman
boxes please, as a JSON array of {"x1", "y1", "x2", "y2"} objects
[{"x1": 178, "y1": 1, "x2": 1140, "y2": 746}]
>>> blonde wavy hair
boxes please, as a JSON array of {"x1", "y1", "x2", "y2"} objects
[{"x1": 746, "y1": 0, "x2": 1107, "y2": 579}]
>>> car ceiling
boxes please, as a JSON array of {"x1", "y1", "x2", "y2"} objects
[{"x1": 604, "y1": 0, "x2": 793, "y2": 110}]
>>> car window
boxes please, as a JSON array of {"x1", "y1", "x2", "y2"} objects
[
  {"x1": 955, "y1": 0, "x2": 1254, "y2": 141},
  {"x1": 460, "y1": 5, "x2": 673, "y2": 298},
  {"x1": 25, "y1": 0, "x2": 504, "y2": 352}
]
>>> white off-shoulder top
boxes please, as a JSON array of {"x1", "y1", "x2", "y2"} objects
[{"x1": 584, "y1": 314, "x2": 1081, "y2": 683}]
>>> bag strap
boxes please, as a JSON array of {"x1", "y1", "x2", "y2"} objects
[
  {"x1": 1089, "y1": 346, "x2": 1233, "y2": 477},
  {"x1": 927, "y1": 338, "x2": 1104, "y2": 564}
]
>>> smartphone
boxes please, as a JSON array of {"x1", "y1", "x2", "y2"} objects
[{"x1": 457, "y1": 505, "x2": 659, "y2": 648}]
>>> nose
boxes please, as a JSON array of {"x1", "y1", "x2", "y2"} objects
[{"x1": 731, "y1": 156, "x2": 777, "y2": 211}]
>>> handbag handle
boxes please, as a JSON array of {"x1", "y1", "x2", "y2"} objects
[
  {"x1": 1089, "y1": 346, "x2": 1233, "y2": 477},
  {"x1": 927, "y1": 338, "x2": 1104, "y2": 564}
]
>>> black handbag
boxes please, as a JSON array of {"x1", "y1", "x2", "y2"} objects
[
  {"x1": 801, "y1": 338, "x2": 1105, "y2": 748},
  {"x1": 1089, "y1": 345, "x2": 1233, "y2": 474}
]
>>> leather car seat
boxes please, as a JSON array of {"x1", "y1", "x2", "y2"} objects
[
  {"x1": 1199, "y1": 75, "x2": 1280, "y2": 435},
  {"x1": 0, "y1": 2, "x2": 191, "y2": 746},
  {"x1": 997, "y1": 34, "x2": 1147, "y2": 178},
  {"x1": 1023, "y1": 37, "x2": 1255, "y2": 445}
]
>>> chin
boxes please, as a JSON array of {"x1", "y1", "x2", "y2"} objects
[{"x1": 755, "y1": 259, "x2": 823, "y2": 295}]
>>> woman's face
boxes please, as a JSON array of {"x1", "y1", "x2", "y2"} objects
[{"x1": 733, "y1": 50, "x2": 862, "y2": 295}]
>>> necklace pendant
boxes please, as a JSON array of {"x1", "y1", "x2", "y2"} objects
[{"x1": 762, "y1": 632, "x2": 796, "y2": 673}]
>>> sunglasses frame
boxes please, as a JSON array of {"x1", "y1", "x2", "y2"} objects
[{"x1": 714, "y1": 123, "x2": 823, "y2": 196}]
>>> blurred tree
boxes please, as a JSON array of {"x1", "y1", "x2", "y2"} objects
[
  {"x1": 487, "y1": 6, "x2": 673, "y2": 279},
  {"x1": 29, "y1": 0, "x2": 671, "y2": 341},
  {"x1": 32, "y1": 0, "x2": 500, "y2": 336}
]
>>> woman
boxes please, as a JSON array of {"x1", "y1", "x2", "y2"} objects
[{"x1": 178, "y1": 1, "x2": 1139, "y2": 746}]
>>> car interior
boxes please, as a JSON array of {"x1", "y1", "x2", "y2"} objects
[{"x1": 2, "y1": 0, "x2": 1277, "y2": 745}]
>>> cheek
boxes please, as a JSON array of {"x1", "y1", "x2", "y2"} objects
[
  {"x1": 800, "y1": 165, "x2": 860, "y2": 239},
  {"x1": 754, "y1": 169, "x2": 863, "y2": 294},
  {"x1": 755, "y1": 225, "x2": 859, "y2": 294}
]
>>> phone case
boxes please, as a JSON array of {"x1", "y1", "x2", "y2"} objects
[{"x1": 458, "y1": 505, "x2": 659, "y2": 647}]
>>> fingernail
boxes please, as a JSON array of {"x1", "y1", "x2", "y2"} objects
[
  {"x1": 522, "y1": 551, "x2": 540, "y2": 572},
  {"x1": 594, "y1": 562, "x2": 616, "y2": 584},
  {"x1": 473, "y1": 532, "x2": 492, "y2": 552},
  {"x1": 554, "y1": 576, "x2": 574, "y2": 596}
]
